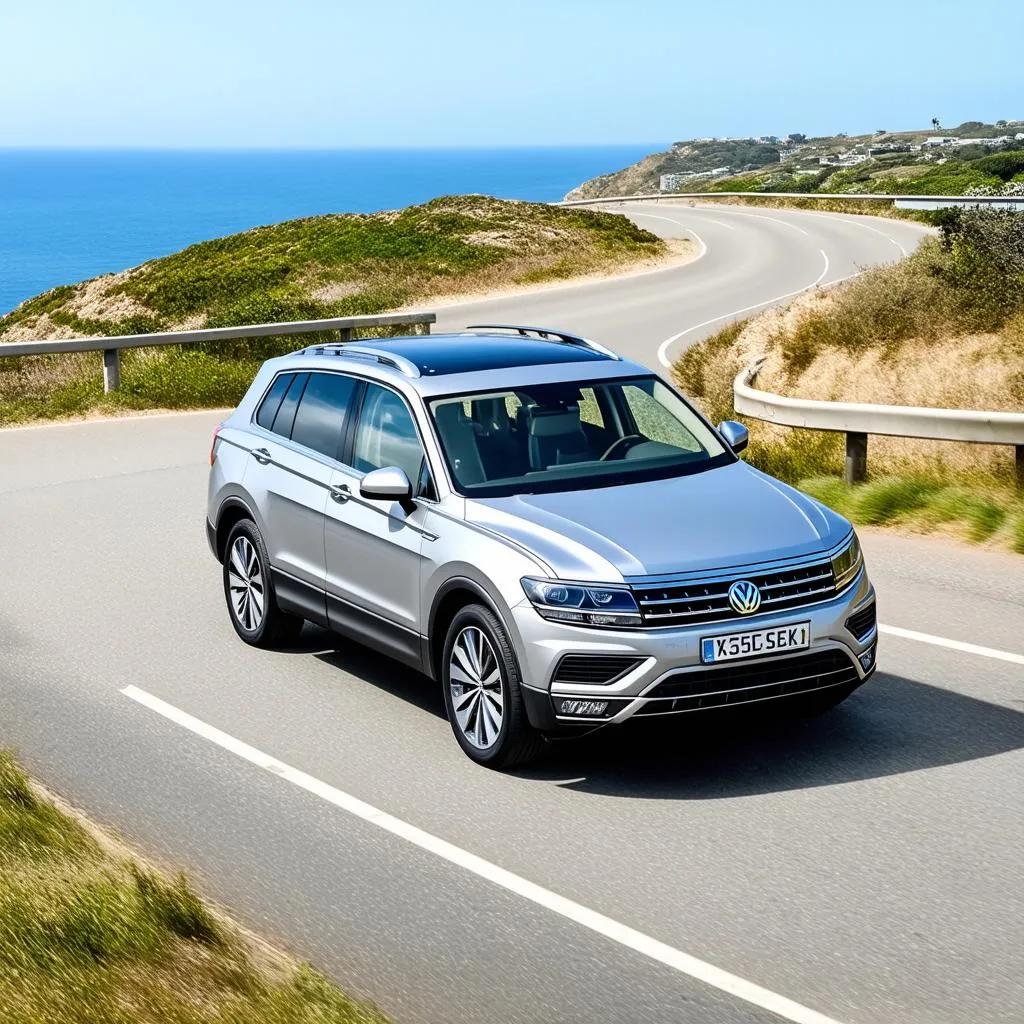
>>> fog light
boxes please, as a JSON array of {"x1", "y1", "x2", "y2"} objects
[
  {"x1": 555, "y1": 698, "x2": 609, "y2": 717},
  {"x1": 858, "y1": 645, "x2": 876, "y2": 671}
]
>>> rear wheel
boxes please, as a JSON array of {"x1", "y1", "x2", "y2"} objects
[
  {"x1": 222, "y1": 519, "x2": 304, "y2": 648},
  {"x1": 441, "y1": 604, "x2": 545, "y2": 770}
]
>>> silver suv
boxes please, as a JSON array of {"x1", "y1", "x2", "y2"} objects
[{"x1": 207, "y1": 325, "x2": 877, "y2": 768}]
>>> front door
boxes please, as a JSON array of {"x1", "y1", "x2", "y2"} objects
[{"x1": 324, "y1": 382, "x2": 433, "y2": 668}]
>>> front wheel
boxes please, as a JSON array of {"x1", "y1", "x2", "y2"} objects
[
  {"x1": 222, "y1": 519, "x2": 304, "y2": 648},
  {"x1": 441, "y1": 604, "x2": 545, "y2": 770}
]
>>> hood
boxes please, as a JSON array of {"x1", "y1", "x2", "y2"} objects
[{"x1": 466, "y1": 461, "x2": 848, "y2": 580}]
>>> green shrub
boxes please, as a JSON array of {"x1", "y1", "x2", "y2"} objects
[
  {"x1": 971, "y1": 151, "x2": 1024, "y2": 182},
  {"x1": 851, "y1": 477, "x2": 942, "y2": 523}
]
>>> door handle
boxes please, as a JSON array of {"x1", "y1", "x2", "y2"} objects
[
  {"x1": 251, "y1": 447, "x2": 272, "y2": 465},
  {"x1": 329, "y1": 484, "x2": 350, "y2": 504}
]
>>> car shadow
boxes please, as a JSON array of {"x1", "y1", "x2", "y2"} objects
[
  {"x1": 307, "y1": 629, "x2": 446, "y2": 720},
  {"x1": 516, "y1": 671, "x2": 1024, "y2": 798},
  {"x1": 294, "y1": 628, "x2": 1022, "y2": 797}
]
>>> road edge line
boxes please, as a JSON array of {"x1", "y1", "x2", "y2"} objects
[
  {"x1": 878, "y1": 624, "x2": 1024, "y2": 666},
  {"x1": 120, "y1": 683, "x2": 850, "y2": 1024}
]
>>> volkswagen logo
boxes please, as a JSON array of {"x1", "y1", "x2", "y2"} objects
[{"x1": 728, "y1": 580, "x2": 761, "y2": 614}]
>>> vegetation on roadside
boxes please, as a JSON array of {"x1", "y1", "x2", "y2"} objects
[
  {"x1": 674, "y1": 208, "x2": 1024, "y2": 551},
  {"x1": 0, "y1": 749, "x2": 387, "y2": 1024},
  {"x1": 0, "y1": 195, "x2": 665, "y2": 425}
]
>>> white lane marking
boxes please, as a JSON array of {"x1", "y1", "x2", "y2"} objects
[
  {"x1": 121, "y1": 684, "x2": 850, "y2": 1024},
  {"x1": 700, "y1": 216, "x2": 738, "y2": 231},
  {"x1": 688, "y1": 206, "x2": 810, "y2": 236},
  {"x1": 626, "y1": 210, "x2": 708, "y2": 260},
  {"x1": 657, "y1": 248, "x2": 834, "y2": 368},
  {"x1": 879, "y1": 625, "x2": 1024, "y2": 666},
  {"x1": 790, "y1": 208, "x2": 909, "y2": 258}
]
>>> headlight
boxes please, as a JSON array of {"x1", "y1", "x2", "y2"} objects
[
  {"x1": 521, "y1": 578, "x2": 641, "y2": 628},
  {"x1": 831, "y1": 532, "x2": 864, "y2": 591}
]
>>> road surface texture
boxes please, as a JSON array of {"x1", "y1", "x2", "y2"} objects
[{"x1": 1, "y1": 204, "x2": 1020, "y2": 1024}]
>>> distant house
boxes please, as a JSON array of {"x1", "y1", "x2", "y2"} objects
[
  {"x1": 923, "y1": 136, "x2": 957, "y2": 148},
  {"x1": 659, "y1": 168, "x2": 730, "y2": 191}
]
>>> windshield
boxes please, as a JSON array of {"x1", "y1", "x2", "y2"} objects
[{"x1": 427, "y1": 376, "x2": 733, "y2": 497}]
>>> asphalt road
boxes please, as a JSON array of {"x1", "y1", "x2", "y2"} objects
[{"x1": 2, "y1": 204, "x2": 1021, "y2": 1024}]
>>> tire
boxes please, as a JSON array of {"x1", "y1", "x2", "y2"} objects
[
  {"x1": 441, "y1": 604, "x2": 545, "y2": 770},
  {"x1": 793, "y1": 681, "x2": 860, "y2": 717},
  {"x1": 222, "y1": 519, "x2": 305, "y2": 648}
]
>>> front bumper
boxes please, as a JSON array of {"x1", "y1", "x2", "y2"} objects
[{"x1": 515, "y1": 569, "x2": 877, "y2": 731}]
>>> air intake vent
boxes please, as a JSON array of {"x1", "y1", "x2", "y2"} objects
[
  {"x1": 846, "y1": 602, "x2": 877, "y2": 642},
  {"x1": 636, "y1": 649, "x2": 859, "y2": 715},
  {"x1": 551, "y1": 655, "x2": 643, "y2": 686}
]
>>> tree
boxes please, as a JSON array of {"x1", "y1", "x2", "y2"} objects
[
  {"x1": 996, "y1": 120, "x2": 1008, "y2": 127},
  {"x1": 876, "y1": 129, "x2": 887, "y2": 135},
  {"x1": 787, "y1": 133, "x2": 806, "y2": 144},
  {"x1": 932, "y1": 117, "x2": 942, "y2": 130}
]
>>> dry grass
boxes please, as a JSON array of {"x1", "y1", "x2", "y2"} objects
[
  {"x1": 674, "y1": 213, "x2": 1024, "y2": 551},
  {"x1": 0, "y1": 750, "x2": 388, "y2": 1024}
]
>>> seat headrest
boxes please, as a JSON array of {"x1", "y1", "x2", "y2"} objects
[{"x1": 526, "y1": 405, "x2": 582, "y2": 437}]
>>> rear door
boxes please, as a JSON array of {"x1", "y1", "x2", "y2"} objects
[
  {"x1": 324, "y1": 381, "x2": 434, "y2": 667},
  {"x1": 243, "y1": 370, "x2": 357, "y2": 622}
]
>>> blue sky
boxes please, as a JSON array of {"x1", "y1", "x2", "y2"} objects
[{"x1": 2, "y1": 0, "x2": 1020, "y2": 147}]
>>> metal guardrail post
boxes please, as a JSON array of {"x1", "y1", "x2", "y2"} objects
[
  {"x1": 102, "y1": 348, "x2": 120, "y2": 392},
  {"x1": 1017, "y1": 446, "x2": 1024, "y2": 491},
  {"x1": 845, "y1": 432, "x2": 868, "y2": 485},
  {"x1": 339, "y1": 328, "x2": 354, "y2": 342}
]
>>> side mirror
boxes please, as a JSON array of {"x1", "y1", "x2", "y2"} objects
[
  {"x1": 718, "y1": 420, "x2": 749, "y2": 454},
  {"x1": 360, "y1": 466, "x2": 414, "y2": 509}
]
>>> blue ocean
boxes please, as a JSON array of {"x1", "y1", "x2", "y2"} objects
[{"x1": 0, "y1": 146, "x2": 655, "y2": 315}]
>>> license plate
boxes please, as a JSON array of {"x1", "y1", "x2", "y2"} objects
[{"x1": 701, "y1": 622, "x2": 810, "y2": 663}]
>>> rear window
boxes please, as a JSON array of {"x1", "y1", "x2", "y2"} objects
[
  {"x1": 290, "y1": 372, "x2": 358, "y2": 458},
  {"x1": 270, "y1": 373, "x2": 308, "y2": 439},
  {"x1": 255, "y1": 373, "x2": 293, "y2": 431}
]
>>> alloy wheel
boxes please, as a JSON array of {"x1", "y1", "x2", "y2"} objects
[
  {"x1": 448, "y1": 625, "x2": 504, "y2": 749},
  {"x1": 227, "y1": 535, "x2": 265, "y2": 632}
]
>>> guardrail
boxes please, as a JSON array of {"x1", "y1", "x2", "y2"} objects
[
  {"x1": 560, "y1": 191, "x2": 1024, "y2": 209},
  {"x1": 734, "y1": 363, "x2": 1024, "y2": 489},
  {"x1": 0, "y1": 312, "x2": 436, "y2": 392}
]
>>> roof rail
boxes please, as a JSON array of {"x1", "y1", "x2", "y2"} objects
[
  {"x1": 464, "y1": 323, "x2": 620, "y2": 360},
  {"x1": 301, "y1": 344, "x2": 420, "y2": 379}
]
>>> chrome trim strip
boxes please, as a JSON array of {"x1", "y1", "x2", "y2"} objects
[{"x1": 642, "y1": 665, "x2": 855, "y2": 703}]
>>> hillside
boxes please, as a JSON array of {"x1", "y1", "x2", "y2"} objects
[
  {"x1": 0, "y1": 196, "x2": 663, "y2": 342},
  {"x1": 0, "y1": 195, "x2": 666, "y2": 424},
  {"x1": 566, "y1": 120, "x2": 1024, "y2": 200}
]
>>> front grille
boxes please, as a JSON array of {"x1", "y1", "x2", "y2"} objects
[
  {"x1": 631, "y1": 558, "x2": 837, "y2": 628},
  {"x1": 634, "y1": 649, "x2": 859, "y2": 715},
  {"x1": 551, "y1": 654, "x2": 643, "y2": 686},
  {"x1": 845, "y1": 601, "x2": 877, "y2": 641}
]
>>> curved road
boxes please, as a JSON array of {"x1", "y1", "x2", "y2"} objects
[{"x1": 1, "y1": 204, "x2": 1021, "y2": 1024}]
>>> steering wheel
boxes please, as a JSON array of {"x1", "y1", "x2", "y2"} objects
[{"x1": 600, "y1": 434, "x2": 645, "y2": 461}]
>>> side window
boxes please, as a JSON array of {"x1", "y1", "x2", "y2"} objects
[
  {"x1": 353, "y1": 383, "x2": 426, "y2": 486},
  {"x1": 255, "y1": 373, "x2": 293, "y2": 431},
  {"x1": 270, "y1": 372, "x2": 308, "y2": 439},
  {"x1": 290, "y1": 372, "x2": 357, "y2": 459},
  {"x1": 578, "y1": 387, "x2": 604, "y2": 428},
  {"x1": 622, "y1": 384, "x2": 702, "y2": 452}
]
